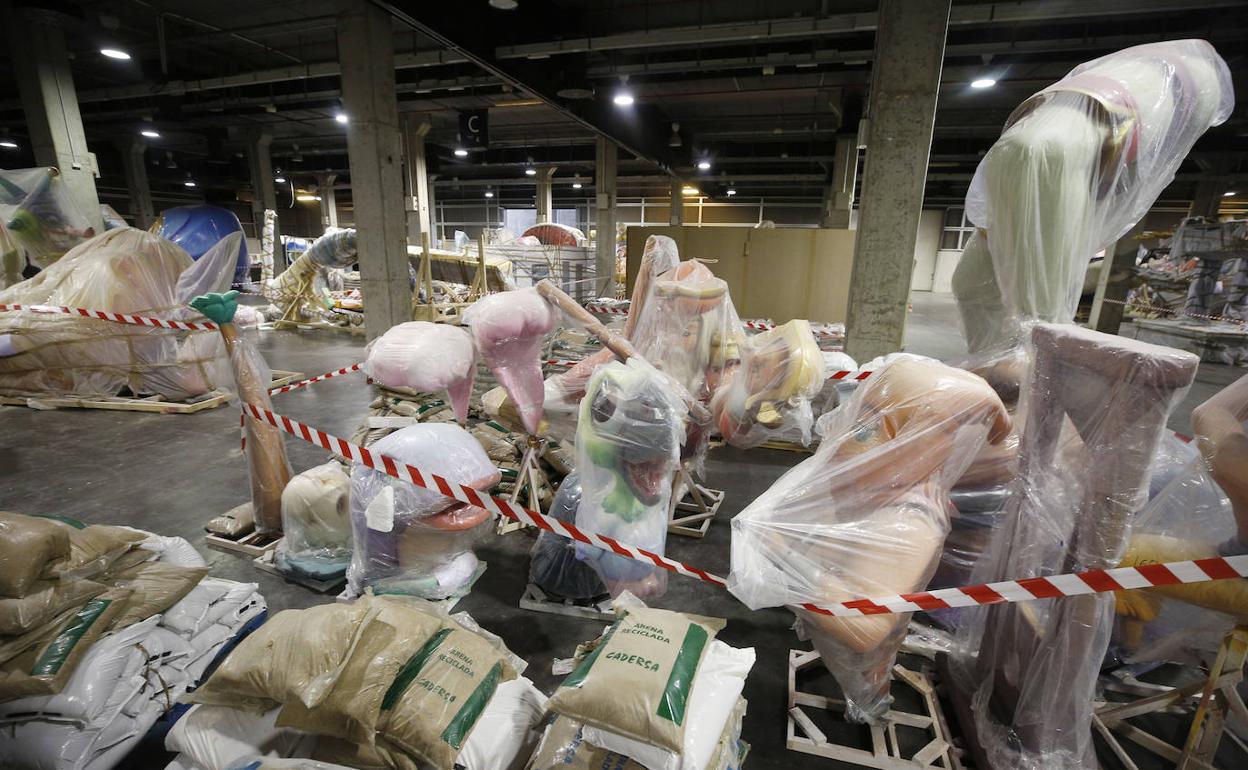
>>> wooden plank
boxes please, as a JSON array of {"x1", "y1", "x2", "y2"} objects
[
  {"x1": 0, "y1": 370, "x2": 302, "y2": 414},
  {"x1": 205, "y1": 528, "x2": 281, "y2": 558}
]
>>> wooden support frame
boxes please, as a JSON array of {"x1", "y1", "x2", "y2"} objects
[
  {"x1": 787, "y1": 649, "x2": 964, "y2": 770},
  {"x1": 518, "y1": 583, "x2": 615, "y2": 621},
  {"x1": 1095, "y1": 625, "x2": 1248, "y2": 770},
  {"x1": 0, "y1": 371, "x2": 301, "y2": 414},
  {"x1": 668, "y1": 465, "x2": 725, "y2": 538},
  {"x1": 497, "y1": 435, "x2": 549, "y2": 535}
]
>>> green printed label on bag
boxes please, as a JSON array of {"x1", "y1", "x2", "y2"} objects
[
  {"x1": 381, "y1": 627, "x2": 451, "y2": 710},
  {"x1": 440, "y1": 660, "x2": 502, "y2": 749},
  {"x1": 30, "y1": 598, "x2": 111, "y2": 676},
  {"x1": 655, "y1": 623, "x2": 708, "y2": 726},
  {"x1": 560, "y1": 619, "x2": 622, "y2": 690},
  {"x1": 31, "y1": 513, "x2": 86, "y2": 529}
]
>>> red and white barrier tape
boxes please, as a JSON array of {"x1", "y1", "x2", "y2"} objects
[
  {"x1": 0, "y1": 303, "x2": 218, "y2": 332},
  {"x1": 1102, "y1": 298, "x2": 1246, "y2": 327},
  {"x1": 269, "y1": 363, "x2": 364, "y2": 396},
  {"x1": 240, "y1": 400, "x2": 1248, "y2": 617}
]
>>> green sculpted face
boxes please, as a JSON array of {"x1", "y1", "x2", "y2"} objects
[{"x1": 190, "y1": 290, "x2": 241, "y2": 324}]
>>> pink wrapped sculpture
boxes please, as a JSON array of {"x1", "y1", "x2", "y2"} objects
[
  {"x1": 362, "y1": 322, "x2": 476, "y2": 423},
  {"x1": 463, "y1": 287, "x2": 559, "y2": 435}
]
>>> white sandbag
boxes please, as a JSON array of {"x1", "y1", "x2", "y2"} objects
[
  {"x1": 164, "y1": 756, "x2": 200, "y2": 770},
  {"x1": 141, "y1": 535, "x2": 208, "y2": 568},
  {"x1": 456, "y1": 677, "x2": 548, "y2": 770},
  {"x1": 583, "y1": 640, "x2": 755, "y2": 770},
  {"x1": 163, "y1": 579, "x2": 259, "y2": 637},
  {"x1": 166, "y1": 705, "x2": 316, "y2": 770}
]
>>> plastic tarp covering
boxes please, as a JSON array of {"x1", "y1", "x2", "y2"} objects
[
  {"x1": 229, "y1": 326, "x2": 293, "y2": 535},
  {"x1": 712, "y1": 319, "x2": 825, "y2": 448},
  {"x1": 347, "y1": 424, "x2": 501, "y2": 599},
  {"x1": 0, "y1": 228, "x2": 230, "y2": 400},
  {"x1": 522, "y1": 223, "x2": 586, "y2": 247},
  {"x1": 729, "y1": 355, "x2": 1009, "y2": 722},
  {"x1": 953, "y1": 40, "x2": 1233, "y2": 353},
  {"x1": 176, "y1": 233, "x2": 246, "y2": 308},
  {"x1": 529, "y1": 472, "x2": 608, "y2": 600},
  {"x1": 275, "y1": 462, "x2": 352, "y2": 581},
  {"x1": 156, "y1": 205, "x2": 250, "y2": 285},
  {"x1": 0, "y1": 168, "x2": 95, "y2": 268},
  {"x1": 305, "y1": 229, "x2": 357, "y2": 269},
  {"x1": 463, "y1": 287, "x2": 559, "y2": 435},
  {"x1": 363, "y1": 322, "x2": 476, "y2": 424},
  {"x1": 950, "y1": 324, "x2": 1199, "y2": 770},
  {"x1": 1, "y1": 220, "x2": 22, "y2": 289},
  {"x1": 573, "y1": 359, "x2": 688, "y2": 600}
]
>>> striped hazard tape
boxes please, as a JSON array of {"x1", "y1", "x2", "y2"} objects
[
  {"x1": 0, "y1": 302, "x2": 218, "y2": 332},
  {"x1": 269, "y1": 363, "x2": 364, "y2": 396},
  {"x1": 239, "y1": 400, "x2": 1248, "y2": 617}
]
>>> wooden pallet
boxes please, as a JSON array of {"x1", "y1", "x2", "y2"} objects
[
  {"x1": 668, "y1": 468, "x2": 725, "y2": 538},
  {"x1": 0, "y1": 370, "x2": 301, "y2": 414},
  {"x1": 519, "y1": 583, "x2": 615, "y2": 621},
  {"x1": 253, "y1": 549, "x2": 346, "y2": 593},
  {"x1": 787, "y1": 649, "x2": 964, "y2": 770},
  {"x1": 204, "y1": 505, "x2": 282, "y2": 557}
]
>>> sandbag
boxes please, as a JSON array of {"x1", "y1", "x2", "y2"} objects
[
  {"x1": 547, "y1": 601, "x2": 726, "y2": 754},
  {"x1": 0, "y1": 587, "x2": 131, "y2": 702},
  {"x1": 527, "y1": 716, "x2": 648, "y2": 770},
  {"x1": 0, "y1": 579, "x2": 105, "y2": 636},
  {"x1": 165, "y1": 705, "x2": 317, "y2": 770},
  {"x1": 188, "y1": 602, "x2": 380, "y2": 713},
  {"x1": 102, "y1": 560, "x2": 209, "y2": 629},
  {"x1": 0, "y1": 512, "x2": 70, "y2": 598},
  {"x1": 454, "y1": 677, "x2": 547, "y2": 770},
  {"x1": 376, "y1": 613, "x2": 522, "y2": 770},
  {"x1": 44, "y1": 518, "x2": 147, "y2": 581},
  {"x1": 276, "y1": 596, "x2": 443, "y2": 745}
]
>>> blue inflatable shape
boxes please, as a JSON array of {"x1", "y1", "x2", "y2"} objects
[{"x1": 157, "y1": 204, "x2": 251, "y2": 284}]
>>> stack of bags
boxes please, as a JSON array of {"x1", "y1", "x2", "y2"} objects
[
  {"x1": 0, "y1": 512, "x2": 265, "y2": 770},
  {"x1": 165, "y1": 595, "x2": 547, "y2": 770},
  {"x1": 534, "y1": 597, "x2": 753, "y2": 770}
]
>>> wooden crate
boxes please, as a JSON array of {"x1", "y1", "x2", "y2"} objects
[{"x1": 0, "y1": 370, "x2": 302, "y2": 414}]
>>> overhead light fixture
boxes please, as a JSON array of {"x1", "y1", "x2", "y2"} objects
[
  {"x1": 525, "y1": 167, "x2": 537, "y2": 176},
  {"x1": 1224, "y1": 190, "x2": 1237, "y2": 197},
  {"x1": 970, "y1": 78, "x2": 997, "y2": 89},
  {"x1": 164, "y1": 151, "x2": 177, "y2": 170},
  {"x1": 681, "y1": 186, "x2": 699, "y2": 196},
  {"x1": 726, "y1": 188, "x2": 737, "y2": 196},
  {"x1": 183, "y1": 173, "x2": 196, "y2": 188},
  {"x1": 296, "y1": 194, "x2": 318, "y2": 202},
  {"x1": 489, "y1": 0, "x2": 518, "y2": 9},
  {"x1": 274, "y1": 176, "x2": 286, "y2": 184},
  {"x1": 335, "y1": 112, "x2": 348, "y2": 124},
  {"x1": 613, "y1": 91, "x2": 635, "y2": 107},
  {"x1": 0, "y1": 140, "x2": 17, "y2": 150},
  {"x1": 140, "y1": 129, "x2": 160, "y2": 138},
  {"x1": 454, "y1": 147, "x2": 469, "y2": 157},
  {"x1": 697, "y1": 160, "x2": 711, "y2": 171},
  {"x1": 572, "y1": 182, "x2": 583, "y2": 189},
  {"x1": 484, "y1": 190, "x2": 495, "y2": 198},
  {"x1": 100, "y1": 48, "x2": 131, "y2": 60},
  {"x1": 668, "y1": 123, "x2": 682, "y2": 148}
]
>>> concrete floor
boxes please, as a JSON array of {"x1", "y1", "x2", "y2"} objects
[{"x1": 1, "y1": 292, "x2": 1244, "y2": 769}]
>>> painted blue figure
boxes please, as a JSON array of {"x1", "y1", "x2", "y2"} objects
[{"x1": 157, "y1": 205, "x2": 251, "y2": 284}]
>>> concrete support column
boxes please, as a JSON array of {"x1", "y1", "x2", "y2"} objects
[
  {"x1": 246, "y1": 130, "x2": 281, "y2": 275},
  {"x1": 318, "y1": 173, "x2": 338, "y2": 230},
  {"x1": 338, "y1": 0, "x2": 411, "y2": 339},
  {"x1": 7, "y1": 5, "x2": 102, "y2": 233},
  {"x1": 118, "y1": 139, "x2": 155, "y2": 229},
  {"x1": 1189, "y1": 180, "x2": 1228, "y2": 219},
  {"x1": 402, "y1": 115, "x2": 432, "y2": 244},
  {"x1": 536, "y1": 167, "x2": 556, "y2": 223},
  {"x1": 594, "y1": 136, "x2": 618, "y2": 296},
  {"x1": 669, "y1": 179, "x2": 684, "y2": 226},
  {"x1": 821, "y1": 135, "x2": 859, "y2": 229},
  {"x1": 845, "y1": 0, "x2": 950, "y2": 363}
]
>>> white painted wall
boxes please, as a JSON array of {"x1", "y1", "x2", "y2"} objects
[{"x1": 910, "y1": 209, "x2": 943, "y2": 291}]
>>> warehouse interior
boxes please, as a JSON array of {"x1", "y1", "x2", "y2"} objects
[{"x1": 2, "y1": 1, "x2": 1248, "y2": 769}]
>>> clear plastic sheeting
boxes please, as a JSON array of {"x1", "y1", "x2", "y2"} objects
[
  {"x1": 176, "y1": 233, "x2": 245, "y2": 308},
  {"x1": 275, "y1": 463, "x2": 352, "y2": 581},
  {"x1": 362, "y1": 322, "x2": 476, "y2": 424},
  {"x1": 951, "y1": 324, "x2": 1199, "y2": 770},
  {"x1": 463, "y1": 287, "x2": 559, "y2": 435},
  {"x1": 712, "y1": 319, "x2": 825, "y2": 448},
  {"x1": 0, "y1": 228, "x2": 230, "y2": 400},
  {"x1": 305, "y1": 229, "x2": 358, "y2": 269},
  {"x1": 228, "y1": 327, "x2": 293, "y2": 535},
  {"x1": 347, "y1": 424, "x2": 501, "y2": 600},
  {"x1": 729, "y1": 355, "x2": 1009, "y2": 722},
  {"x1": 529, "y1": 473, "x2": 608, "y2": 601},
  {"x1": 954, "y1": 40, "x2": 1233, "y2": 353},
  {"x1": 574, "y1": 359, "x2": 688, "y2": 600},
  {"x1": 0, "y1": 168, "x2": 95, "y2": 268}
]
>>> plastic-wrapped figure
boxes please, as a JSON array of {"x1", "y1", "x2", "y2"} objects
[
  {"x1": 574, "y1": 359, "x2": 688, "y2": 600},
  {"x1": 712, "y1": 319, "x2": 825, "y2": 448},
  {"x1": 348, "y1": 423, "x2": 501, "y2": 599},
  {"x1": 156, "y1": 204, "x2": 251, "y2": 285},
  {"x1": 529, "y1": 472, "x2": 608, "y2": 600},
  {"x1": 362, "y1": 321, "x2": 476, "y2": 424},
  {"x1": 265, "y1": 229, "x2": 358, "y2": 324},
  {"x1": 952, "y1": 40, "x2": 1233, "y2": 354},
  {"x1": 274, "y1": 462, "x2": 353, "y2": 580},
  {"x1": 0, "y1": 168, "x2": 94, "y2": 268},
  {"x1": 463, "y1": 287, "x2": 559, "y2": 435},
  {"x1": 729, "y1": 356, "x2": 1009, "y2": 722}
]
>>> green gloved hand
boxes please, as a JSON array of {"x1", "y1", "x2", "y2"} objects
[{"x1": 190, "y1": 290, "x2": 240, "y2": 324}]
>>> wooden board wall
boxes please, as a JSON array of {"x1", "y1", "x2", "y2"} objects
[{"x1": 624, "y1": 226, "x2": 856, "y2": 324}]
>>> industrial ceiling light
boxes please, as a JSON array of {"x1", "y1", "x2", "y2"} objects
[
  {"x1": 970, "y1": 78, "x2": 997, "y2": 89},
  {"x1": 183, "y1": 173, "x2": 196, "y2": 188},
  {"x1": 668, "y1": 123, "x2": 682, "y2": 148},
  {"x1": 697, "y1": 159, "x2": 711, "y2": 171},
  {"x1": 572, "y1": 182, "x2": 582, "y2": 189},
  {"x1": 613, "y1": 90, "x2": 634, "y2": 107},
  {"x1": 1224, "y1": 190, "x2": 1237, "y2": 197},
  {"x1": 484, "y1": 190, "x2": 495, "y2": 198},
  {"x1": 274, "y1": 175, "x2": 286, "y2": 184},
  {"x1": 140, "y1": 129, "x2": 160, "y2": 138},
  {"x1": 726, "y1": 188, "x2": 737, "y2": 196},
  {"x1": 488, "y1": 0, "x2": 518, "y2": 9},
  {"x1": 335, "y1": 111, "x2": 348, "y2": 124},
  {"x1": 525, "y1": 167, "x2": 537, "y2": 176},
  {"x1": 681, "y1": 185, "x2": 699, "y2": 196},
  {"x1": 454, "y1": 147, "x2": 469, "y2": 157},
  {"x1": 296, "y1": 194, "x2": 319, "y2": 202},
  {"x1": 100, "y1": 48, "x2": 131, "y2": 60},
  {"x1": 0, "y1": 138, "x2": 17, "y2": 149}
]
